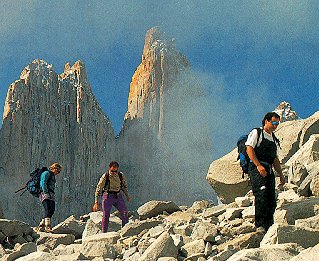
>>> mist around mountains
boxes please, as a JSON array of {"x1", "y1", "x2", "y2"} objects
[{"x1": 0, "y1": 27, "x2": 317, "y2": 226}]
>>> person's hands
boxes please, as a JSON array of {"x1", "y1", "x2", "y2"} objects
[
  {"x1": 92, "y1": 202, "x2": 99, "y2": 212},
  {"x1": 257, "y1": 165, "x2": 267, "y2": 177}
]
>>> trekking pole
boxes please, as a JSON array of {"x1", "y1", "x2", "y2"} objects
[{"x1": 14, "y1": 185, "x2": 27, "y2": 194}]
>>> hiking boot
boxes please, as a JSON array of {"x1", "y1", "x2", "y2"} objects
[
  {"x1": 44, "y1": 226, "x2": 52, "y2": 233},
  {"x1": 37, "y1": 225, "x2": 45, "y2": 232}
]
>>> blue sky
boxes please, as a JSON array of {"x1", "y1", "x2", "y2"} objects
[{"x1": 1, "y1": 1, "x2": 318, "y2": 158}]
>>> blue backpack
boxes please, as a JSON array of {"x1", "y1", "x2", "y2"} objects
[
  {"x1": 237, "y1": 128, "x2": 262, "y2": 178},
  {"x1": 15, "y1": 167, "x2": 49, "y2": 197}
]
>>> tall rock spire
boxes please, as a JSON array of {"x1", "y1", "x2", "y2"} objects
[
  {"x1": 117, "y1": 27, "x2": 214, "y2": 208},
  {"x1": 125, "y1": 27, "x2": 189, "y2": 140},
  {"x1": 0, "y1": 59, "x2": 114, "y2": 222}
]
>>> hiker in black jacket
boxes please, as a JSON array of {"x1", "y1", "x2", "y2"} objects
[
  {"x1": 245, "y1": 112, "x2": 285, "y2": 232},
  {"x1": 38, "y1": 163, "x2": 62, "y2": 232}
]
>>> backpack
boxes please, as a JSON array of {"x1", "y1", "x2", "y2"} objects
[
  {"x1": 237, "y1": 128, "x2": 262, "y2": 178},
  {"x1": 102, "y1": 172, "x2": 124, "y2": 194},
  {"x1": 237, "y1": 128, "x2": 280, "y2": 178},
  {"x1": 15, "y1": 167, "x2": 49, "y2": 197}
]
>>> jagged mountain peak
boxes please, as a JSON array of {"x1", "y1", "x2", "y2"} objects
[{"x1": 274, "y1": 101, "x2": 298, "y2": 122}]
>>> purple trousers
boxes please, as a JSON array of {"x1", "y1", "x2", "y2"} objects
[{"x1": 102, "y1": 192, "x2": 128, "y2": 232}]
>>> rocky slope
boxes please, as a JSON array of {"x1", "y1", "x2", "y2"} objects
[
  {"x1": 0, "y1": 59, "x2": 114, "y2": 223},
  {"x1": 116, "y1": 27, "x2": 215, "y2": 209},
  {"x1": 1, "y1": 190, "x2": 319, "y2": 260}
]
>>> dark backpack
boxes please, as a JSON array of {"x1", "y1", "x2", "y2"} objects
[
  {"x1": 237, "y1": 128, "x2": 280, "y2": 178},
  {"x1": 237, "y1": 128, "x2": 262, "y2": 178},
  {"x1": 15, "y1": 167, "x2": 49, "y2": 197},
  {"x1": 102, "y1": 172, "x2": 124, "y2": 194}
]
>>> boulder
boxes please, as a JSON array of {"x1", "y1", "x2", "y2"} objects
[
  {"x1": 181, "y1": 239, "x2": 205, "y2": 257},
  {"x1": 15, "y1": 251, "x2": 53, "y2": 261},
  {"x1": 36, "y1": 232, "x2": 75, "y2": 250},
  {"x1": 310, "y1": 173, "x2": 319, "y2": 197},
  {"x1": 217, "y1": 230, "x2": 265, "y2": 252},
  {"x1": 295, "y1": 214, "x2": 319, "y2": 230},
  {"x1": 55, "y1": 252, "x2": 87, "y2": 261},
  {"x1": 0, "y1": 219, "x2": 33, "y2": 237},
  {"x1": 275, "y1": 112, "x2": 319, "y2": 163},
  {"x1": 261, "y1": 223, "x2": 319, "y2": 249},
  {"x1": 286, "y1": 134, "x2": 319, "y2": 168},
  {"x1": 52, "y1": 215, "x2": 86, "y2": 239},
  {"x1": 227, "y1": 243, "x2": 303, "y2": 261},
  {"x1": 82, "y1": 212, "x2": 121, "y2": 238},
  {"x1": 120, "y1": 219, "x2": 162, "y2": 237},
  {"x1": 2, "y1": 242, "x2": 37, "y2": 261},
  {"x1": 187, "y1": 200, "x2": 211, "y2": 214},
  {"x1": 242, "y1": 206, "x2": 255, "y2": 219},
  {"x1": 190, "y1": 220, "x2": 218, "y2": 242},
  {"x1": 137, "y1": 201, "x2": 180, "y2": 220},
  {"x1": 235, "y1": 197, "x2": 251, "y2": 207},
  {"x1": 139, "y1": 231, "x2": 178, "y2": 260},
  {"x1": 52, "y1": 243, "x2": 80, "y2": 256},
  {"x1": 202, "y1": 204, "x2": 227, "y2": 218},
  {"x1": 224, "y1": 208, "x2": 245, "y2": 220},
  {"x1": 298, "y1": 163, "x2": 319, "y2": 196},
  {"x1": 274, "y1": 197, "x2": 319, "y2": 225},
  {"x1": 289, "y1": 242, "x2": 319, "y2": 261},
  {"x1": 165, "y1": 211, "x2": 197, "y2": 225},
  {"x1": 277, "y1": 189, "x2": 301, "y2": 202},
  {"x1": 81, "y1": 232, "x2": 120, "y2": 259},
  {"x1": 206, "y1": 149, "x2": 250, "y2": 204},
  {"x1": 0, "y1": 244, "x2": 6, "y2": 257}
]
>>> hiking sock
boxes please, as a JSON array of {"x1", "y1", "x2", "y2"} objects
[{"x1": 44, "y1": 218, "x2": 52, "y2": 232}]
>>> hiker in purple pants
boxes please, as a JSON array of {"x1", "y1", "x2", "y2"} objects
[{"x1": 93, "y1": 161, "x2": 132, "y2": 232}]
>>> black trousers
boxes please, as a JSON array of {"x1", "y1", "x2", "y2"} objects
[
  {"x1": 42, "y1": 199, "x2": 55, "y2": 218},
  {"x1": 249, "y1": 163, "x2": 276, "y2": 231}
]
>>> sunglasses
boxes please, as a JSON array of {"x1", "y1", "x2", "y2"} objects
[
  {"x1": 110, "y1": 170, "x2": 118, "y2": 173},
  {"x1": 271, "y1": 121, "x2": 280, "y2": 126}
]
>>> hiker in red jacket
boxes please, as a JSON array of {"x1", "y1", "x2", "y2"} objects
[{"x1": 93, "y1": 161, "x2": 131, "y2": 232}]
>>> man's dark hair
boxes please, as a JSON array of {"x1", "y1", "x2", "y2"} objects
[
  {"x1": 262, "y1": 112, "x2": 280, "y2": 126},
  {"x1": 109, "y1": 161, "x2": 119, "y2": 168}
]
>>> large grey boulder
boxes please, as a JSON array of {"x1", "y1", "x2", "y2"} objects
[
  {"x1": 227, "y1": 243, "x2": 303, "y2": 261},
  {"x1": 274, "y1": 197, "x2": 319, "y2": 225},
  {"x1": 206, "y1": 149, "x2": 250, "y2": 204},
  {"x1": 295, "y1": 214, "x2": 319, "y2": 230},
  {"x1": 82, "y1": 211, "x2": 121, "y2": 238},
  {"x1": 217, "y1": 230, "x2": 265, "y2": 252},
  {"x1": 191, "y1": 220, "x2": 218, "y2": 242},
  {"x1": 261, "y1": 223, "x2": 319, "y2": 249},
  {"x1": 286, "y1": 134, "x2": 319, "y2": 168},
  {"x1": 120, "y1": 219, "x2": 161, "y2": 237},
  {"x1": 290, "y1": 242, "x2": 319, "y2": 261},
  {"x1": 0, "y1": 219, "x2": 33, "y2": 237},
  {"x1": 137, "y1": 200, "x2": 180, "y2": 220},
  {"x1": 52, "y1": 215, "x2": 86, "y2": 239},
  {"x1": 3, "y1": 242, "x2": 37, "y2": 261},
  {"x1": 52, "y1": 243, "x2": 80, "y2": 256},
  {"x1": 36, "y1": 232, "x2": 75, "y2": 250},
  {"x1": 80, "y1": 232, "x2": 120, "y2": 259},
  {"x1": 181, "y1": 239, "x2": 205, "y2": 257},
  {"x1": 139, "y1": 231, "x2": 178, "y2": 260},
  {"x1": 15, "y1": 251, "x2": 53, "y2": 261},
  {"x1": 275, "y1": 111, "x2": 319, "y2": 163}
]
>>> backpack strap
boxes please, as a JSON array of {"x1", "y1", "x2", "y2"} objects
[
  {"x1": 253, "y1": 127, "x2": 263, "y2": 147},
  {"x1": 272, "y1": 133, "x2": 281, "y2": 148},
  {"x1": 102, "y1": 172, "x2": 124, "y2": 193}
]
